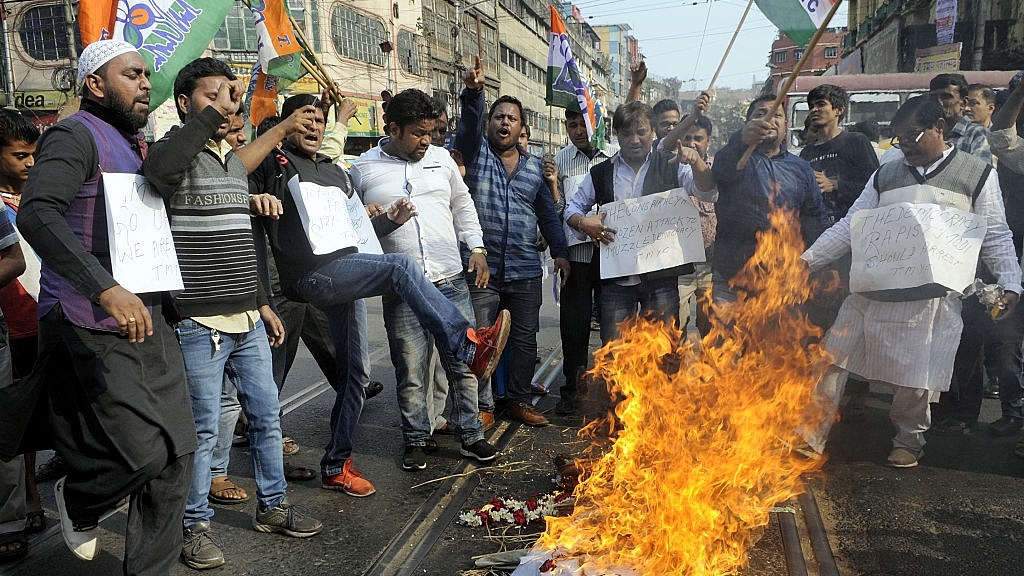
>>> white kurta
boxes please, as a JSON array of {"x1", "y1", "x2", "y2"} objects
[{"x1": 803, "y1": 147, "x2": 1023, "y2": 391}]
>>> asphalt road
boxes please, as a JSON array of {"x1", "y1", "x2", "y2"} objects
[{"x1": 3, "y1": 286, "x2": 1024, "y2": 576}]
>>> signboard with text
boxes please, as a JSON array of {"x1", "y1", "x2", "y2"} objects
[
  {"x1": 598, "y1": 188, "x2": 704, "y2": 279},
  {"x1": 850, "y1": 202, "x2": 983, "y2": 295}
]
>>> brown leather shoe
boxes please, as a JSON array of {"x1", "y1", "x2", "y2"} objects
[
  {"x1": 506, "y1": 403, "x2": 549, "y2": 427},
  {"x1": 479, "y1": 411, "x2": 495, "y2": 432}
]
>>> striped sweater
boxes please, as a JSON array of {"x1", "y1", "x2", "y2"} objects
[{"x1": 143, "y1": 106, "x2": 265, "y2": 319}]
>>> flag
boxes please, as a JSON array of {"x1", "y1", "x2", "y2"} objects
[
  {"x1": 79, "y1": 0, "x2": 118, "y2": 42},
  {"x1": 80, "y1": 1, "x2": 235, "y2": 111},
  {"x1": 546, "y1": 5, "x2": 605, "y2": 149},
  {"x1": 248, "y1": 0, "x2": 305, "y2": 80},
  {"x1": 754, "y1": 0, "x2": 837, "y2": 47}
]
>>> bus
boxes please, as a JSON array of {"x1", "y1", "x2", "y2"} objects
[{"x1": 785, "y1": 71, "x2": 1018, "y2": 148}]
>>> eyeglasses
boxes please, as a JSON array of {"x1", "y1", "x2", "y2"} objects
[{"x1": 889, "y1": 130, "x2": 925, "y2": 149}]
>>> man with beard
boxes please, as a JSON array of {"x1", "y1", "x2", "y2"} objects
[
  {"x1": 14, "y1": 40, "x2": 195, "y2": 573},
  {"x1": 455, "y1": 57, "x2": 570, "y2": 427},
  {"x1": 711, "y1": 94, "x2": 829, "y2": 304},
  {"x1": 143, "y1": 57, "x2": 324, "y2": 569}
]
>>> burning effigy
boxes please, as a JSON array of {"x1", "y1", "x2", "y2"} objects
[{"x1": 515, "y1": 208, "x2": 835, "y2": 576}]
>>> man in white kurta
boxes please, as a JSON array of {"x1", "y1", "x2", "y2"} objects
[{"x1": 800, "y1": 95, "x2": 1022, "y2": 468}]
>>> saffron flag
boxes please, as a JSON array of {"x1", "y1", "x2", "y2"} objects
[
  {"x1": 546, "y1": 5, "x2": 605, "y2": 149},
  {"x1": 79, "y1": 0, "x2": 234, "y2": 111},
  {"x1": 248, "y1": 0, "x2": 305, "y2": 81},
  {"x1": 754, "y1": 0, "x2": 837, "y2": 47}
]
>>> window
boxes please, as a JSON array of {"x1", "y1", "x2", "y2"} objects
[
  {"x1": 330, "y1": 6, "x2": 388, "y2": 66},
  {"x1": 824, "y1": 46, "x2": 839, "y2": 59},
  {"x1": 396, "y1": 29, "x2": 421, "y2": 76},
  {"x1": 213, "y1": 4, "x2": 259, "y2": 52},
  {"x1": 288, "y1": 0, "x2": 321, "y2": 52},
  {"x1": 793, "y1": 49, "x2": 804, "y2": 61},
  {"x1": 773, "y1": 51, "x2": 787, "y2": 63},
  {"x1": 19, "y1": 4, "x2": 79, "y2": 62}
]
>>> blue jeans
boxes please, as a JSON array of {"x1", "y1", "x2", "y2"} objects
[
  {"x1": 384, "y1": 274, "x2": 483, "y2": 446},
  {"x1": 294, "y1": 252, "x2": 477, "y2": 475},
  {"x1": 469, "y1": 277, "x2": 542, "y2": 406},
  {"x1": 599, "y1": 276, "x2": 680, "y2": 344},
  {"x1": 175, "y1": 318, "x2": 286, "y2": 526},
  {"x1": 211, "y1": 375, "x2": 240, "y2": 478}
]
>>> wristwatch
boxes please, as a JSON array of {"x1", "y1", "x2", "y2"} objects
[{"x1": 471, "y1": 247, "x2": 488, "y2": 255}]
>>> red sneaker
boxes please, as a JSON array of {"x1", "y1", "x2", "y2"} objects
[
  {"x1": 467, "y1": 309, "x2": 511, "y2": 380},
  {"x1": 321, "y1": 458, "x2": 376, "y2": 497}
]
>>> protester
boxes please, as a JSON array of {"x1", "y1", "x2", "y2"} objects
[
  {"x1": 16, "y1": 39, "x2": 195, "y2": 572},
  {"x1": 564, "y1": 99, "x2": 716, "y2": 345},
  {"x1": 0, "y1": 109, "x2": 46, "y2": 541},
  {"x1": 455, "y1": 56, "x2": 570, "y2": 428},
  {"x1": 550, "y1": 108, "x2": 616, "y2": 414},
  {"x1": 675, "y1": 114, "x2": 717, "y2": 339},
  {"x1": 0, "y1": 109, "x2": 30, "y2": 562},
  {"x1": 251, "y1": 89, "x2": 512, "y2": 496},
  {"x1": 710, "y1": 94, "x2": 829, "y2": 304},
  {"x1": 351, "y1": 88, "x2": 498, "y2": 470},
  {"x1": 849, "y1": 120, "x2": 885, "y2": 162},
  {"x1": 965, "y1": 83, "x2": 996, "y2": 127},
  {"x1": 800, "y1": 95, "x2": 1021, "y2": 468},
  {"x1": 929, "y1": 73, "x2": 992, "y2": 164},
  {"x1": 143, "y1": 57, "x2": 324, "y2": 569},
  {"x1": 651, "y1": 99, "x2": 681, "y2": 145}
]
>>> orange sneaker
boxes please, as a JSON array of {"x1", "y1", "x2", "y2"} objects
[
  {"x1": 468, "y1": 310, "x2": 511, "y2": 380},
  {"x1": 321, "y1": 458, "x2": 376, "y2": 497}
]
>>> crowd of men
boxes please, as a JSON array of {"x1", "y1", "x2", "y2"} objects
[{"x1": 0, "y1": 38, "x2": 1023, "y2": 573}]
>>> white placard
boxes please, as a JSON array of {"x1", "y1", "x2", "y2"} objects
[
  {"x1": 850, "y1": 202, "x2": 984, "y2": 295},
  {"x1": 288, "y1": 175, "x2": 359, "y2": 255},
  {"x1": 598, "y1": 188, "x2": 705, "y2": 279},
  {"x1": 346, "y1": 193, "x2": 383, "y2": 255},
  {"x1": 102, "y1": 172, "x2": 184, "y2": 294}
]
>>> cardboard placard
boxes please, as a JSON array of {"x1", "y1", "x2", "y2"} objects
[
  {"x1": 850, "y1": 202, "x2": 983, "y2": 295},
  {"x1": 598, "y1": 188, "x2": 705, "y2": 279},
  {"x1": 102, "y1": 173, "x2": 183, "y2": 294},
  {"x1": 346, "y1": 193, "x2": 383, "y2": 255},
  {"x1": 288, "y1": 175, "x2": 359, "y2": 255}
]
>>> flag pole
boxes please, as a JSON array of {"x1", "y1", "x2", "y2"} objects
[
  {"x1": 735, "y1": 0, "x2": 844, "y2": 170},
  {"x1": 288, "y1": 15, "x2": 345, "y2": 105},
  {"x1": 706, "y1": 0, "x2": 755, "y2": 93}
]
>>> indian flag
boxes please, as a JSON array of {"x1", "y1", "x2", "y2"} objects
[
  {"x1": 754, "y1": 0, "x2": 837, "y2": 47},
  {"x1": 80, "y1": 0, "x2": 234, "y2": 111},
  {"x1": 248, "y1": 0, "x2": 305, "y2": 81},
  {"x1": 546, "y1": 6, "x2": 605, "y2": 149}
]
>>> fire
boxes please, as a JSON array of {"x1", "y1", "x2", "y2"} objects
[{"x1": 535, "y1": 208, "x2": 835, "y2": 575}]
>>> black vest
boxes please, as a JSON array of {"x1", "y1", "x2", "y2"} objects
[{"x1": 590, "y1": 149, "x2": 695, "y2": 283}]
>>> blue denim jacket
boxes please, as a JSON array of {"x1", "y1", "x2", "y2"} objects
[
  {"x1": 711, "y1": 130, "x2": 829, "y2": 282},
  {"x1": 454, "y1": 88, "x2": 568, "y2": 283}
]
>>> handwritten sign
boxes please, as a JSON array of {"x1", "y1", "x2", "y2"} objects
[
  {"x1": 288, "y1": 175, "x2": 359, "y2": 255},
  {"x1": 850, "y1": 202, "x2": 983, "y2": 295},
  {"x1": 598, "y1": 188, "x2": 705, "y2": 279},
  {"x1": 102, "y1": 173, "x2": 183, "y2": 294},
  {"x1": 561, "y1": 175, "x2": 590, "y2": 248},
  {"x1": 346, "y1": 193, "x2": 382, "y2": 254}
]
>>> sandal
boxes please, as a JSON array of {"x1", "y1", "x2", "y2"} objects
[
  {"x1": 23, "y1": 510, "x2": 45, "y2": 534},
  {"x1": 0, "y1": 532, "x2": 27, "y2": 560},
  {"x1": 284, "y1": 464, "x2": 315, "y2": 481},
  {"x1": 282, "y1": 436, "x2": 300, "y2": 456},
  {"x1": 209, "y1": 476, "x2": 249, "y2": 504}
]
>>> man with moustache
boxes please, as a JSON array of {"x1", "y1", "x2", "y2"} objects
[
  {"x1": 15, "y1": 40, "x2": 194, "y2": 573},
  {"x1": 710, "y1": 94, "x2": 829, "y2": 304},
  {"x1": 455, "y1": 57, "x2": 570, "y2": 427},
  {"x1": 143, "y1": 57, "x2": 324, "y2": 569}
]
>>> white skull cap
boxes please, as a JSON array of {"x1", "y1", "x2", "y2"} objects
[{"x1": 77, "y1": 40, "x2": 139, "y2": 87}]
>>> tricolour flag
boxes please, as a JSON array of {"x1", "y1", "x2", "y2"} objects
[
  {"x1": 754, "y1": 0, "x2": 837, "y2": 47},
  {"x1": 79, "y1": 0, "x2": 234, "y2": 111},
  {"x1": 546, "y1": 5, "x2": 605, "y2": 149},
  {"x1": 248, "y1": 0, "x2": 304, "y2": 79}
]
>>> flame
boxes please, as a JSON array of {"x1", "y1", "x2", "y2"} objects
[{"x1": 536, "y1": 208, "x2": 835, "y2": 575}]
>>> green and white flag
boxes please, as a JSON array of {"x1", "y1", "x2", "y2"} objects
[{"x1": 754, "y1": 0, "x2": 837, "y2": 47}]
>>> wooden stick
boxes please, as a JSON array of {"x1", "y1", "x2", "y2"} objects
[
  {"x1": 736, "y1": 0, "x2": 844, "y2": 170},
  {"x1": 475, "y1": 13, "x2": 484, "y2": 62},
  {"x1": 706, "y1": 0, "x2": 755, "y2": 93},
  {"x1": 288, "y1": 14, "x2": 345, "y2": 104}
]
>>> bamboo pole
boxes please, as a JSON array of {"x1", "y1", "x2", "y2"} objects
[
  {"x1": 288, "y1": 15, "x2": 345, "y2": 105},
  {"x1": 735, "y1": 0, "x2": 844, "y2": 170}
]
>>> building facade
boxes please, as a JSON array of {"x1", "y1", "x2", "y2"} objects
[{"x1": 767, "y1": 29, "x2": 846, "y2": 93}]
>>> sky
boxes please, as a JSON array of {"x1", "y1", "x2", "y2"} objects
[{"x1": 572, "y1": 0, "x2": 849, "y2": 91}]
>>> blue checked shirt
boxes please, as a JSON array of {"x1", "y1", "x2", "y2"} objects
[{"x1": 454, "y1": 88, "x2": 568, "y2": 283}]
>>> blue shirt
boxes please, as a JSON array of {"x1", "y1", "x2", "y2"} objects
[
  {"x1": 454, "y1": 88, "x2": 568, "y2": 283},
  {"x1": 711, "y1": 131, "x2": 829, "y2": 282}
]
